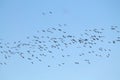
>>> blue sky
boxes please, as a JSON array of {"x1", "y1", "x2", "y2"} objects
[{"x1": 0, "y1": 0, "x2": 120, "y2": 80}]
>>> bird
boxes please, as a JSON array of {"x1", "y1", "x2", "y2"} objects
[
  {"x1": 0, "y1": 25, "x2": 119, "y2": 68},
  {"x1": 49, "y1": 11, "x2": 52, "y2": 14}
]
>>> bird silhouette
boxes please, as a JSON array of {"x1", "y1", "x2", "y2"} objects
[{"x1": 0, "y1": 25, "x2": 119, "y2": 68}]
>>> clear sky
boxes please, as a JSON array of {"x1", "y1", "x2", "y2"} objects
[{"x1": 0, "y1": 0, "x2": 120, "y2": 80}]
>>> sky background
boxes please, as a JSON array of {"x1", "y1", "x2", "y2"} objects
[{"x1": 0, "y1": 0, "x2": 120, "y2": 80}]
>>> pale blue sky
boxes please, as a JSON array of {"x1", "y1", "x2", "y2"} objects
[{"x1": 0, "y1": 0, "x2": 120, "y2": 80}]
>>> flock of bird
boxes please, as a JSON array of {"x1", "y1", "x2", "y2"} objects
[{"x1": 0, "y1": 11, "x2": 120, "y2": 68}]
